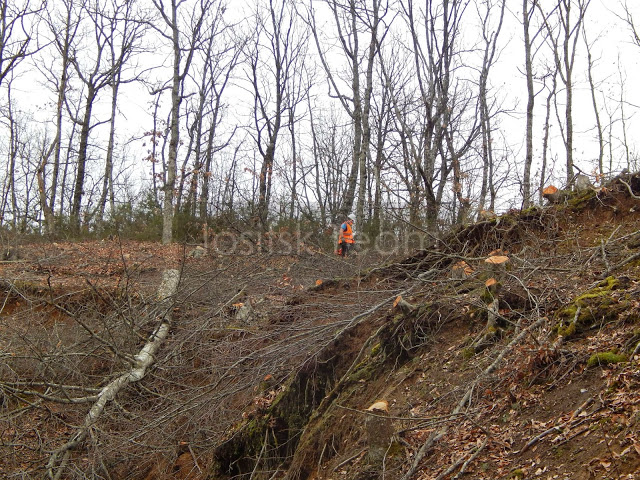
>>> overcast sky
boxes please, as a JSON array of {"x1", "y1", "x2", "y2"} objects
[{"x1": 9, "y1": 0, "x2": 640, "y2": 210}]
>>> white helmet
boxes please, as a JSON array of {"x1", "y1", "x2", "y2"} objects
[{"x1": 348, "y1": 214, "x2": 356, "y2": 222}]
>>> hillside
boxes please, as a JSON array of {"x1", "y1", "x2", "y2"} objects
[{"x1": 2, "y1": 176, "x2": 640, "y2": 480}]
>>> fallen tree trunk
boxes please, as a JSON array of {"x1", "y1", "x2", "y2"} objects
[{"x1": 46, "y1": 269, "x2": 181, "y2": 480}]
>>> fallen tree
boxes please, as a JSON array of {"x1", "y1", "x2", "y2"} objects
[{"x1": 46, "y1": 269, "x2": 181, "y2": 480}]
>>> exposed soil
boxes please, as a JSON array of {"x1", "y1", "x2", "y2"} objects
[{"x1": 2, "y1": 177, "x2": 640, "y2": 480}]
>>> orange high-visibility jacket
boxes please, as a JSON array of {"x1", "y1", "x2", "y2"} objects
[{"x1": 339, "y1": 222, "x2": 354, "y2": 244}]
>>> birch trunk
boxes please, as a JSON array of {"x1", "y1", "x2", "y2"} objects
[{"x1": 46, "y1": 269, "x2": 180, "y2": 480}]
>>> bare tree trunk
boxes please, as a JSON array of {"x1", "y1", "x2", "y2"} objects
[
  {"x1": 355, "y1": 0, "x2": 380, "y2": 227},
  {"x1": 308, "y1": 97, "x2": 326, "y2": 225},
  {"x1": 618, "y1": 61, "x2": 630, "y2": 172},
  {"x1": 583, "y1": 28, "x2": 603, "y2": 178},
  {"x1": 307, "y1": 0, "x2": 386, "y2": 223},
  {"x1": 249, "y1": 0, "x2": 307, "y2": 231},
  {"x1": 477, "y1": 0, "x2": 505, "y2": 215},
  {"x1": 39, "y1": 0, "x2": 79, "y2": 236},
  {"x1": 46, "y1": 269, "x2": 181, "y2": 480},
  {"x1": 95, "y1": 2, "x2": 144, "y2": 229},
  {"x1": 522, "y1": 0, "x2": 536, "y2": 208},
  {"x1": 153, "y1": 0, "x2": 214, "y2": 244},
  {"x1": 71, "y1": 84, "x2": 96, "y2": 233},
  {"x1": 6, "y1": 85, "x2": 18, "y2": 231},
  {"x1": 539, "y1": 72, "x2": 557, "y2": 204},
  {"x1": 162, "y1": 16, "x2": 181, "y2": 244},
  {"x1": 539, "y1": 0, "x2": 591, "y2": 184},
  {"x1": 288, "y1": 105, "x2": 298, "y2": 221},
  {"x1": 176, "y1": 116, "x2": 198, "y2": 215},
  {"x1": 97, "y1": 79, "x2": 119, "y2": 228}
]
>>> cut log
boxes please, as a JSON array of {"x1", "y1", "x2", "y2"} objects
[
  {"x1": 484, "y1": 277, "x2": 501, "y2": 296},
  {"x1": 235, "y1": 302, "x2": 255, "y2": 323},
  {"x1": 484, "y1": 255, "x2": 509, "y2": 265},
  {"x1": 366, "y1": 400, "x2": 389, "y2": 413},
  {"x1": 188, "y1": 245, "x2": 207, "y2": 258},
  {"x1": 478, "y1": 209, "x2": 496, "y2": 221},
  {"x1": 484, "y1": 255, "x2": 509, "y2": 280},
  {"x1": 574, "y1": 174, "x2": 594, "y2": 193}
]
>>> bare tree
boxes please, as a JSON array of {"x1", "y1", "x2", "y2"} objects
[
  {"x1": 151, "y1": 0, "x2": 219, "y2": 244},
  {"x1": 617, "y1": 59, "x2": 631, "y2": 173},
  {"x1": 369, "y1": 66, "x2": 392, "y2": 237},
  {"x1": 197, "y1": 22, "x2": 242, "y2": 222},
  {"x1": 66, "y1": 0, "x2": 142, "y2": 233},
  {"x1": 380, "y1": 0, "x2": 479, "y2": 229},
  {"x1": 306, "y1": 0, "x2": 388, "y2": 225},
  {"x1": 0, "y1": 0, "x2": 43, "y2": 86},
  {"x1": 284, "y1": 56, "x2": 312, "y2": 222},
  {"x1": 306, "y1": 102, "x2": 353, "y2": 224},
  {"x1": 1, "y1": 82, "x2": 21, "y2": 230},
  {"x1": 95, "y1": 0, "x2": 148, "y2": 228},
  {"x1": 247, "y1": 0, "x2": 308, "y2": 230},
  {"x1": 36, "y1": 0, "x2": 81, "y2": 236},
  {"x1": 476, "y1": 0, "x2": 506, "y2": 215},
  {"x1": 582, "y1": 25, "x2": 603, "y2": 178},
  {"x1": 621, "y1": 0, "x2": 640, "y2": 48},
  {"x1": 521, "y1": 0, "x2": 551, "y2": 208},
  {"x1": 539, "y1": 0, "x2": 592, "y2": 184}
]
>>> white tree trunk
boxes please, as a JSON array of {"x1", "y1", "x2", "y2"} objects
[{"x1": 47, "y1": 269, "x2": 180, "y2": 480}]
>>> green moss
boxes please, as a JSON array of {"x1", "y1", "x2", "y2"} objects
[
  {"x1": 567, "y1": 189, "x2": 597, "y2": 208},
  {"x1": 555, "y1": 276, "x2": 630, "y2": 338},
  {"x1": 521, "y1": 205, "x2": 540, "y2": 215},
  {"x1": 461, "y1": 347, "x2": 475, "y2": 359},
  {"x1": 370, "y1": 342, "x2": 381, "y2": 357},
  {"x1": 386, "y1": 441, "x2": 404, "y2": 457},
  {"x1": 599, "y1": 276, "x2": 619, "y2": 290},
  {"x1": 480, "y1": 289, "x2": 495, "y2": 304},
  {"x1": 510, "y1": 468, "x2": 525, "y2": 479},
  {"x1": 349, "y1": 361, "x2": 376, "y2": 382},
  {"x1": 587, "y1": 352, "x2": 628, "y2": 368},
  {"x1": 557, "y1": 321, "x2": 576, "y2": 337}
]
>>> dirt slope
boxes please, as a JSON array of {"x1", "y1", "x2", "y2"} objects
[
  {"x1": 1, "y1": 176, "x2": 640, "y2": 480},
  {"x1": 210, "y1": 177, "x2": 640, "y2": 480}
]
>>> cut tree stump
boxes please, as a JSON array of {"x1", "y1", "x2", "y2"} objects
[
  {"x1": 364, "y1": 400, "x2": 393, "y2": 465},
  {"x1": 484, "y1": 255, "x2": 510, "y2": 280},
  {"x1": 393, "y1": 295, "x2": 417, "y2": 315},
  {"x1": 451, "y1": 260, "x2": 473, "y2": 279},
  {"x1": 542, "y1": 185, "x2": 569, "y2": 204}
]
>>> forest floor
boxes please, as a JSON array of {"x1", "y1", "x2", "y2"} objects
[{"x1": 2, "y1": 178, "x2": 640, "y2": 480}]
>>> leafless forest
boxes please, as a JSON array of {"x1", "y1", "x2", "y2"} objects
[
  {"x1": 2, "y1": 1, "x2": 640, "y2": 479},
  {"x1": 1, "y1": 0, "x2": 640, "y2": 241}
]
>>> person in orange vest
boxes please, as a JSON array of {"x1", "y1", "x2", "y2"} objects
[{"x1": 338, "y1": 214, "x2": 356, "y2": 257}]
